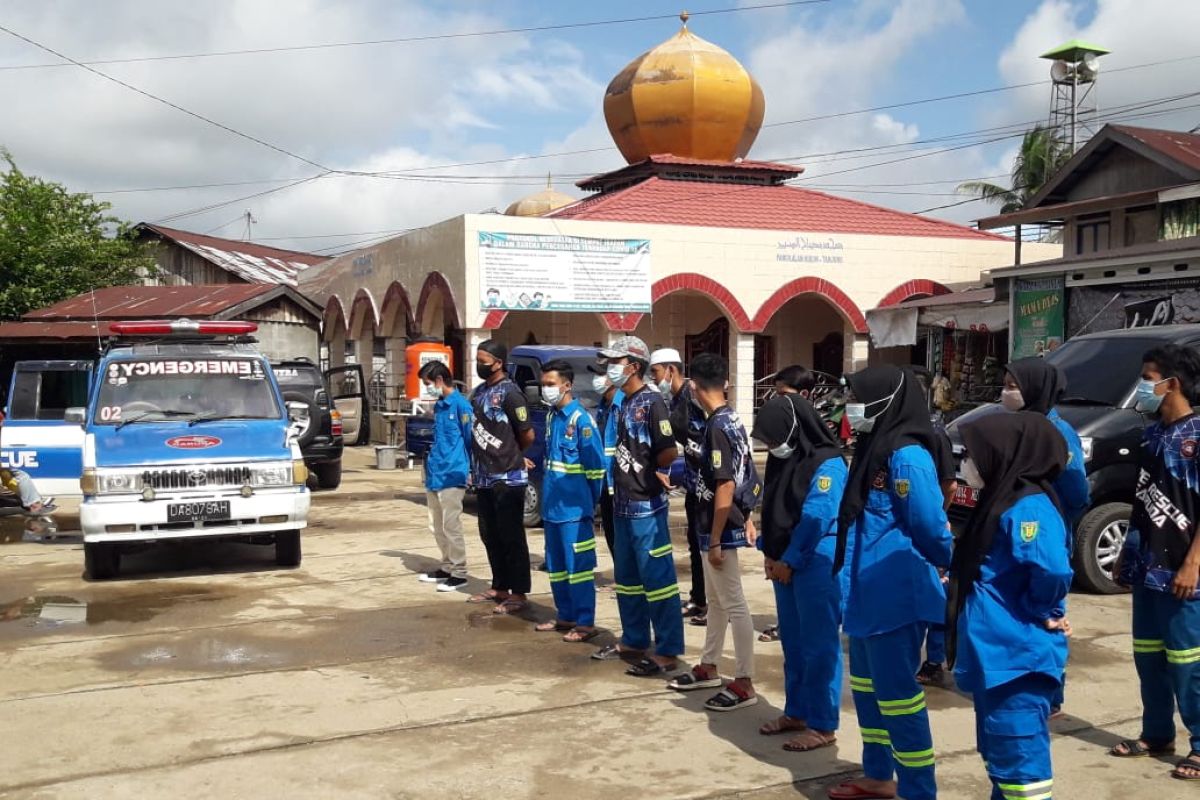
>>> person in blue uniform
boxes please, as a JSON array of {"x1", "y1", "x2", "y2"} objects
[
  {"x1": 589, "y1": 363, "x2": 624, "y2": 557},
  {"x1": 1000, "y1": 356, "x2": 1089, "y2": 717},
  {"x1": 750, "y1": 392, "x2": 848, "y2": 752},
  {"x1": 949, "y1": 412, "x2": 1072, "y2": 800},
  {"x1": 534, "y1": 359, "x2": 606, "y2": 643},
  {"x1": 830, "y1": 365, "x2": 954, "y2": 800},
  {"x1": 1111, "y1": 345, "x2": 1200, "y2": 781},
  {"x1": 590, "y1": 336, "x2": 685, "y2": 677}
]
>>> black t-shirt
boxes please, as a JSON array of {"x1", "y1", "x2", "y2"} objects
[
  {"x1": 695, "y1": 405, "x2": 752, "y2": 549},
  {"x1": 613, "y1": 385, "x2": 677, "y2": 516},
  {"x1": 470, "y1": 378, "x2": 532, "y2": 487},
  {"x1": 670, "y1": 382, "x2": 706, "y2": 488}
]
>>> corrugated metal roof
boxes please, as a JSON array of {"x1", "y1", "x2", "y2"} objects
[
  {"x1": 0, "y1": 321, "x2": 115, "y2": 340},
  {"x1": 24, "y1": 284, "x2": 277, "y2": 320},
  {"x1": 139, "y1": 224, "x2": 328, "y2": 286},
  {"x1": 1115, "y1": 125, "x2": 1200, "y2": 173}
]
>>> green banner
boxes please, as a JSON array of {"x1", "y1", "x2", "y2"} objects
[{"x1": 1012, "y1": 276, "x2": 1065, "y2": 358}]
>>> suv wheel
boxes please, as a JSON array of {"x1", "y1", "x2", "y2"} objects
[
  {"x1": 1073, "y1": 502, "x2": 1131, "y2": 595},
  {"x1": 85, "y1": 542, "x2": 120, "y2": 580},
  {"x1": 313, "y1": 459, "x2": 342, "y2": 490},
  {"x1": 523, "y1": 482, "x2": 542, "y2": 528},
  {"x1": 275, "y1": 530, "x2": 302, "y2": 567}
]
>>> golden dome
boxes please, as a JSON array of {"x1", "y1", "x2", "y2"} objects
[
  {"x1": 604, "y1": 13, "x2": 765, "y2": 164},
  {"x1": 504, "y1": 178, "x2": 576, "y2": 217}
]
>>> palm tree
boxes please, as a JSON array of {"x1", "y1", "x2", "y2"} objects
[{"x1": 959, "y1": 126, "x2": 1072, "y2": 213}]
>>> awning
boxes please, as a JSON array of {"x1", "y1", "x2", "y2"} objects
[
  {"x1": 866, "y1": 307, "x2": 919, "y2": 348},
  {"x1": 918, "y1": 302, "x2": 1008, "y2": 332},
  {"x1": 866, "y1": 287, "x2": 1008, "y2": 348}
]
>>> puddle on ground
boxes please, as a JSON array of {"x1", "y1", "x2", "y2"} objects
[
  {"x1": 0, "y1": 514, "x2": 76, "y2": 544},
  {"x1": 0, "y1": 585, "x2": 228, "y2": 629}
]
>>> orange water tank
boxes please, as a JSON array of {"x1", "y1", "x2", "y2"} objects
[{"x1": 405, "y1": 339, "x2": 454, "y2": 400}]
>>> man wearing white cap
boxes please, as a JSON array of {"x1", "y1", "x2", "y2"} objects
[
  {"x1": 650, "y1": 347, "x2": 709, "y2": 625},
  {"x1": 590, "y1": 335, "x2": 685, "y2": 676}
]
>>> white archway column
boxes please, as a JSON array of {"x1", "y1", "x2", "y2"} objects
[
  {"x1": 465, "y1": 327, "x2": 493, "y2": 391},
  {"x1": 848, "y1": 330, "x2": 870, "y2": 374},
  {"x1": 730, "y1": 330, "x2": 756, "y2": 430}
]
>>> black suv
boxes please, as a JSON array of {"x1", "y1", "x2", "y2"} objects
[
  {"x1": 272, "y1": 358, "x2": 344, "y2": 489},
  {"x1": 947, "y1": 324, "x2": 1200, "y2": 594}
]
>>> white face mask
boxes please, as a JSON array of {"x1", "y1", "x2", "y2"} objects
[
  {"x1": 961, "y1": 456, "x2": 985, "y2": 490},
  {"x1": 541, "y1": 385, "x2": 563, "y2": 406},
  {"x1": 657, "y1": 377, "x2": 674, "y2": 397},
  {"x1": 1000, "y1": 387, "x2": 1024, "y2": 412},
  {"x1": 421, "y1": 381, "x2": 441, "y2": 399},
  {"x1": 592, "y1": 374, "x2": 610, "y2": 394},
  {"x1": 846, "y1": 375, "x2": 904, "y2": 434},
  {"x1": 768, "y1": 402, "x2": 799, "y2": 459}
]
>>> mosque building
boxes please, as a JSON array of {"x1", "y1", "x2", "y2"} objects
[{"x1": 300, "y1": 14, "x2": 1057, "y2": 427}]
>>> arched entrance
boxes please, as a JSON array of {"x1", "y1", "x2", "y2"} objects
[{"x1": 752, "y1": 277, "x2": 868, "y2": 385}]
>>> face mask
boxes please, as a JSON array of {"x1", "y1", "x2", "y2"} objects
[
  {"x1": 657, "y1": 378, "x2": 673, "y2": 397},
  {"x1": 421, "y1": 382, "x2": 440, "y2": 399},
  {"x1": 769, "y1": 443, "x2": 795, "y2": 459},
  {"x1": 846, "y1": 377, "x2": 903, "y2": 434},
  {"x1": 1000, "y1": 388, "x2": 1024, "y2": 412},
  {"x1": 476, "y1": 361, "x2": 497, "y2": 381},
  {"x1": 592, "y1": 375, "x2": 609, "y2": 394},
  {"x1": 961, "y1": 457, "x2": 985, "y2": 490},
  {"x1": 607, "y1": 363, "x2": 630, "y2": 388},
  {"x1": 541, "y1": 385, "x2": 562, "y2": 406},
  {"x1": 1135, "y1": 378, "x2": 1169, "y2": 414}
]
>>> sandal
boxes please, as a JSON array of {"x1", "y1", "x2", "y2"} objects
[
  {"x1": 783, "y1": 730, "x2": 837, "y2": 752},
  {"x1": 591, "y1": 643, "x2": 638, "y2": 661},
  {"x1": 1173, "y1": 751, "x2": 1200, "y2": 781},
  {"x1": 827, "y1": 783, "x2": 896, "y2": 800},
  {"x1": 563, "y1": 627, "x2": 601, "y2": 643},
  {"x1": 467, "y1": 590, "x2": 504, "y2": 604},
  {"x1": 493, "y1": 598, "x2": 528, "y2": 616},
  {"x1": 535, "y1": 620, "x2": 575, "y2": 632},
  {"x1": 625, "y1": 657, "x2": 677, "y2": 677},
  {"x1": 758, "y1": 625, "x2": 780, "y2": 642},
  {"x1": 704, "y1": 684, "x2": 758, "y2": 712},
  {"x1": 760, "y1": 716, "x2": 807, "y2": 736},
  {"x1": 668, "y1": 666, "x2": 723, "y2": 691},
  {"x1": 1110, "y1": 738, "x2": 1176, "y2": 758}
]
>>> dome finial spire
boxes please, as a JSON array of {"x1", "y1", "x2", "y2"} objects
[{"x1": 679, "y1": 10, "x2": 689, "y2": 27}]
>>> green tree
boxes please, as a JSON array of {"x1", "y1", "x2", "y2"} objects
[
  {"x1": 958, "y1": 125, "x2": 1072, "y2": 213},
  {"x1": 0, "y1": 150, "x2": 154, "y2": 320}
]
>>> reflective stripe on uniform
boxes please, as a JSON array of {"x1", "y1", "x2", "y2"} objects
[
  {"x1": 892, "y1": 747, "x2": 935, "y2": 769},
  {"x1": 860, "y1": 727, "x2": 890, "y2": 746},
  {"x1": 997, "y1": 778, "x2": 1053, "y2": 800},
  {"x1": 1167, "y1": 645, "x2": 1200, "y2": 664},
  {"x1": 649, "y1": 543, "x2": 673, "y2": 558},
  {"x1": 645, "y1": 584, "x2": 680, "y2": 603},
  {"x1": 568, "y1": 570, "x2": 595, "y2": 584},
  {"x1": 878, "y1": 691, "x2": 927, "y2": 716},
  {"x1": 614, "y1": 584, "x2": 645, "y2": 596},
  {"x1": 547, "y1": 570, "x2": 568, "y2": 583},
  {"x1": 573, "y1": 538, "x2": 597, "y2": 554},
  {"x1": 604, "y1": 447, "x2": 616, "y2": 456},
  {"x1": 584, "y1": 469, "x2": 606, "y2": 479},
  {"x1": 849, "y1": 675, "x2": 874, "y2": 693},
  {"x1": 1134, "y1": 638, "x2": 1166, "y2": 654},
  {"x1": 548, "y1": 460, "x2": 584, "y2": 474}
]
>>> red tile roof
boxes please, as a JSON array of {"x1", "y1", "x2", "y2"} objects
[
  {"x1": 24, "y1": 284, "x2": 279, "y2": 320},
  {"x1": 551, "y1": 176, "x2": 1005, "y2": 240},
  {"x1": 138, "y1": 224, "x2": 328, "y2": 286},
  {"x1": 1112, "y1": 125, "x2": 1200, "y2": 172}
]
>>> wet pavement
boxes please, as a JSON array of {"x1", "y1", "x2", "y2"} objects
[{"x1": 0, "y1": 448, "x2": 1184, "y2": 799}]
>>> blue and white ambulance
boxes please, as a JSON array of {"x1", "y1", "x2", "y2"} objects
[{"x1": 2, "y1": 320, "x2": 311, "y2": 579}]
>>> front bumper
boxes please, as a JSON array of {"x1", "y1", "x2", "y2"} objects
[{"x1": 81, "y1": 487, "x2": 309, "y2": 543}]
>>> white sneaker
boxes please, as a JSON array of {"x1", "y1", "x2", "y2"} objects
[
  {"x1": 419, "y1": 570, "x2": 451, "y2": 583},
  {"x1": 437, "y1": 577, "x2": 468, "y2": 592}
]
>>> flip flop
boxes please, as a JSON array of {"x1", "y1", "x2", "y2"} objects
[
  {"x1": 493, "y1": 598, "x2": 529, "y2": 616},
  {"x1": 1110, "y1": 739, "x2": 1176, "y2": 758},
  {"x1": 562, "y1": 627, "x2": 601, "y2": 643},
  {"x1": 1173, "y1": 751, "x2": 1200, "y2": 781},
  {"x1": 827, "y1": 783, "x2": 896, "y2": 800},
  {"x1": 466, "y1": 591, "x2": 504, "y2": 604},
  {"x1": 760, "y1": 716, "x2": 807, "y2": 736},
  {"x1": 535, "y1": 620, "x2": 575, "y2": 632},
  {"x1": 758, "y1": 625, "x2": 780, "y2": 642},
  {"x1": 783, "y1": 731, "x2": 837, "y2": 752}
]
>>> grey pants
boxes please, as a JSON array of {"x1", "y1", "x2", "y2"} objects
[{"x1": 427, "y1": 488, "x2": 467, "y2": 579}]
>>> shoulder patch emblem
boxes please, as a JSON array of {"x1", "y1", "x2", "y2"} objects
[
  {"x1": 817, "y1": 475, "x2": 833, "y2": 493},
  {"x1": 460, "y1": 413, "x2": 470, "y2": 424},
  {"x1": 711, "y1": 450, "x2": 722, "y2": 469},
  {"x1": 894, "y1": 478, "x2": 910, "y2": 498},
  {"x1": 515, "y1": 406, "x2": 528, "y2": 422},
  {"x1": 659, "y1": 419, "x2": 673, "y2": 437},
  {"x1": 1020, "y1": 521, "x2": 1039, "y2": 543},
  {"x1": 1183, "y1": 439, "x2": 1198, "y2": 459},
  {"x1": 582, "y1": 426, "x2": 592, "y2": 438}
]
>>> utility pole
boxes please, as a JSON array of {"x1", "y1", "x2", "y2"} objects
[{"x1": 243, "y1": 209, "x2": 257, "y2": 241}]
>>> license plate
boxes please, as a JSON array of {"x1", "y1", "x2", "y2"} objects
[
  {"x1": 953, "y1": 484, "x2": 978, "y2": 508},
  {"x1": 167, "y1": 501, "x2": 231, "y2": 523}
]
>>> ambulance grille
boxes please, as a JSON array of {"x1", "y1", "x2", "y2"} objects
[{"x1": 141, "y1": 466, "x2": 252, "y2": 490}]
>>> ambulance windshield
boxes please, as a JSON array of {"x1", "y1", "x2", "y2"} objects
[{"x1": 94, "y1": 357, "x2": 280, "y2": 426}]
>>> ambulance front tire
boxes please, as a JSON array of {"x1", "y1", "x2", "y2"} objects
[
  {"x1": 85, "y1": 542, "x2": 120, "y2": 580},
  {"x1": 1073, "y1": 502, "x2": 1131, "y2": 595},
  {"x1": 275, "y1": 530, "x2": 302, "y2": 567}
]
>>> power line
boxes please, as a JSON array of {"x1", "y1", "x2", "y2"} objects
[
  {"x1": 154, "y1": 174, "x2": 325, "y2": 223},
  {"x1": 203, "y1": 214, "x2": 246, "y2": 235},
  {"x1": 0, "y1": 1, "x2": 832, "y2": 71}
]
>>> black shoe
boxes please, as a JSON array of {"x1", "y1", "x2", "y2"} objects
[
  {"x1": 437, "y1": 576, "x2": 468, "y2": 592},
  {"x1": 537, "y1": 562, "x2": 549, "y2": 572},
  {"x1": 419, "y1": 569, "x2": 451, "y2": 583},
  {"x1": 916, "y1": 661, "x2": 945, "y2": 686}
]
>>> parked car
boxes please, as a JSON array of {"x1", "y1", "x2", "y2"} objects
[
  {"x1": 946, "y1": 324, "x2": 1200, "y2": 594},
  {"x1": 271, "y1": 358, "x2": 345, "y2": 489}
]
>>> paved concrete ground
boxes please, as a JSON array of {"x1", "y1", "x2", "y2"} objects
[{"x1": 0, "y1": 448, "x2": 1191, "y2": 799}]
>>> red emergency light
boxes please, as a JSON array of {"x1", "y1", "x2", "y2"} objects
[{"x1": 109, "y1": 320, "x2": 259, "y2": 336}]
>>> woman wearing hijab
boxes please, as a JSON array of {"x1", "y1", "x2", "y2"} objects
[
  {"x1": 1001, "y1": 356, "x2": 1089, "y2": 716},
  {"x1": 829, "y1": 366, "x2": 954, "y2": 800},
  {"x1": 751, "y1": 394, "x2": 848, "y2": 753},
  {"x1": 950, "y1": 412, "x2": 1072, "y2": 800}
]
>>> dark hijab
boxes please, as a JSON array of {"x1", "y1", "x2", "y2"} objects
[
  {"x1": 751, "y1": 394, "x2": 842, "y2": 561},
  {"x1": 1006, "y1": 357, "x2": 1065, "y2": 415},
  {"x1": 834, "y1": 366, "x2": 941, "y2": 572},
  {"x1": 945, "y1": 411, "x2": 1067, "y2": 667}
]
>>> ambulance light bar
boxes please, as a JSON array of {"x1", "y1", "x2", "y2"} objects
[{"x1": 109, "y1": 320, "x2": 258, "y2": 336}]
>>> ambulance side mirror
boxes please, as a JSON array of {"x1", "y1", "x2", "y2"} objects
[{"x1": 65, "y1": 407, "x2": 86, "y2": 426}]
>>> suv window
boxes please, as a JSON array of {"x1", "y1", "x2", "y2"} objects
[
  {"x1": 1046, "y1": 335, "x2": 1179, "y2": 406},
  {"x1": 273, "y1": 364, "x2": 324, "y2": 392},
  {"x1": 9, "y1": 368, "x2": 90, "y2": 420}
]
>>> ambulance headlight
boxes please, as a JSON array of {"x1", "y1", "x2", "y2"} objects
[
  {"x1": 94, "y1": 469, "x2": 144, "y2": 494},
  {"x1": 250, "y1": 462, "x2": 293, "y2": 487}
]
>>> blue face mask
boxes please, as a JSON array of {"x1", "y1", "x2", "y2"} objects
[{"x1": 1135, "y1": 378, "x2": 1169, "y2": 414}]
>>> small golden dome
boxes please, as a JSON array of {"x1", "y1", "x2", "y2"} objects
[
  {"x1": 504, "y1": 177, "x2": 576, "y2": 217},
  {"x1": 604, "y1": 14, "x2": 765, "y2": 164}
]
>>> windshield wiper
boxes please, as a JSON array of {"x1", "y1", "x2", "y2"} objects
[
  {"x1": 1058, "y1": 396, "x2": 1109, "y2": 406},
  {"x1": 188, "y1": 413, "x2": 265, "y2": 426},
  {"x1": 115, "y1": 409, "x2": 196, "y2": 430}
]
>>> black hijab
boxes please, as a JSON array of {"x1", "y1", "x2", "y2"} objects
[
  {"x1": 751, "y1": 394, "x2": 843, "y2": 561},
  {"x1": 945, "y1": 411, "x2": 1067, "y2": 668},
  {"x1": 834, "y1": 366, "x2": 941, "y2": 572},
  {"x1": 1006, "y1": 357, "x2": 1065, "y2": 414}
]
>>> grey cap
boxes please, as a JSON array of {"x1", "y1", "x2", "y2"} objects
[{"x1": 598, "y1": 335, "x2": 651, "y2": 363}]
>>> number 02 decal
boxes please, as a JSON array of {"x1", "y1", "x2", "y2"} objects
[{"x1": 99, "y1": 406, "x2": 122, "y2": 421}]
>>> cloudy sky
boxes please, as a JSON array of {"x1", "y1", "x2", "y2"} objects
[{"x1": 1, "y1": 0, "x2": 1197, "y2": 255}]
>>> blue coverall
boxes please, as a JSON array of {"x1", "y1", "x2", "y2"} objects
[
  {"x1": 542, "y1": 399, "x2": 606, "y2": 627},
  {"x1": 845, "y1": 444, "x2": 954, "y2": 800},
  {"x1": 774, "y1": 457, "x2": 849, "y2": 733},
  {"x1": 954, "y1": 493, "x2": 1071, "y2": 800},
  {"x1": 1046, "y1": 408, "x2": 1089, "y2": 710}
]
